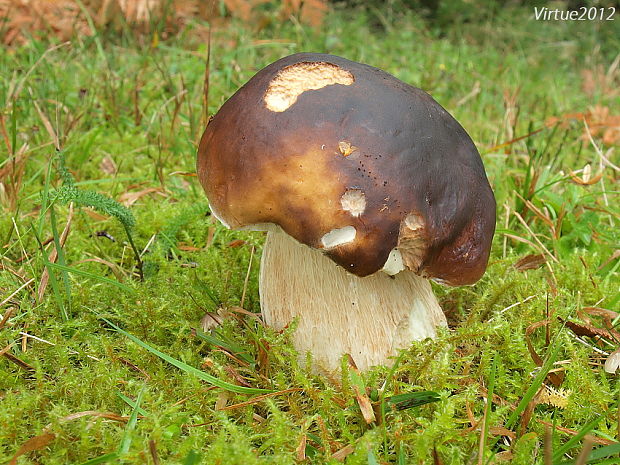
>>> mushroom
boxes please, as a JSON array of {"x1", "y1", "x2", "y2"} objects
[{"x1": 197, "y1": 53, "x2": 496, "y2": 373}]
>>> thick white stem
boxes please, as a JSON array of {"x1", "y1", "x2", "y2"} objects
[{"x1": 259, "y1": 229, "x2": 447, "y2": 373}]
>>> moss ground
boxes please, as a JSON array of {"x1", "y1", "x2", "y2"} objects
[{"x1": 1, "y1": 4, "x2": 619, "y2": 464}]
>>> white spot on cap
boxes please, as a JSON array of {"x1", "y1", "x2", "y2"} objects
[
  {"x1": 340, "y1": 189, "x2": 366, "y2": 217},
  {"x1": 264, "y1": 62, "x2": 354, "y2": 112},
  {"x1": 404, "y1": 212, "x2": 424, "y2": 230},
  {"x1": 321, "y1": 226, "x2": 356, "y2": 249},
  {"x1": 382, "y1": 248, "x2": 405, "y2": 275}
]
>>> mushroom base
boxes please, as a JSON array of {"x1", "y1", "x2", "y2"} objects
[{"x1": 259, "y1": 229, "x2": 447, "y2": 373}]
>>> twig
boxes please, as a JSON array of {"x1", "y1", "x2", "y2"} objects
[
  {"x1": 513, "y1": 211, "x2": 558, "y2": 263},
  {"x1": 1, "y1": 278, "x2": 36, "y2": 308},
  {"x1": 240, "y1": 246, "x2": 255, "y2": 309},
  {"x1": 18, "y1": 331, "x2": 101, "y2": 361}
]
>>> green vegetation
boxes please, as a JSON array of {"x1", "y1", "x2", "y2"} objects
[{"x1": 1, "y1": 4, "x2": 619, "y2": 464}]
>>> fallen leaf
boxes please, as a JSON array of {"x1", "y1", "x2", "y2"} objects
[
  {"x1": 295, "y1": 434, "x2": 307, "y2": 461},
  {"x1": 569, "y1": 164, "x2": 604, "y2": 185},
  {"x1": 9, "y1": 432, "x2": 56, "y2": 465},
  {"x1": 200, "y1": 312, "x2": 224, "y2": 332},
  {"x1": 514, "y1": 254, "x2": 546, "y2": 271},
  {"x1": 100, "y1": 155, "x2": 117, "y2": 175},
  {"x1": 223, "y1": 364, "x2": 253, "y2": 387},
  {"x1": 560, "y1": 317, "x2": 620, "y2": 342},
  {"x1": 331, "y1": 444, "x2": 354, "y2": 462},
  {"x1": 537, "y1": 420, "x2": 616, "y2": 446},
  {"x1": 525, "y1": 319, "x2": 564, "y2": 387},
  {"x1": 58, "y1": 410, "x2": 129, "y2": 423},
  {"x1": 257, "y1": 338, "x2": 270, "y2": 377},
  {"x1": 75, "y1": 258, "x2": 125, "y2": 282},
  {"x1": 177, "y1": 244, "x2": 202, "y2": 252},
  {"x1": 118, "y1": 187, "x2": 167, "y2": 206},
  {"x1": 352, "y1": 384, "x2": 375, "y2": 424},
  {"x1": 489, "y1": 426, "x2": 517, "y2": 440},
  {"x1": 84, "y1": 208, "x2": 109, "y2": 221},
  {"x1": 215, "y1": 391, "x2": 229, "y2": 410},
  {"x1": 218, "y1": 388, "x2": 304, "y2": 411}
]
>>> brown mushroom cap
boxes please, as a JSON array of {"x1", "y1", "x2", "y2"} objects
[{"x1": 197, "y1": 53, "x2": 496, "y2": 285}]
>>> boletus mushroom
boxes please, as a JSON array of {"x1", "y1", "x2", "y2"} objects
[{"x1": 197, "y1": 53, "x2": 496, "y2": 373}]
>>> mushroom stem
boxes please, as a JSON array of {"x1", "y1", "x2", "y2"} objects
[{"x1": 259, "y1": 229, "x2": 447, "y2": 373}]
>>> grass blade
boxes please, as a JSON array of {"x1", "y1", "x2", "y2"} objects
[
  {"x1": 117, "y1": 391, "x2": 149, "y2": 417},
  {"x1": 103, "y1": 318, "x2": 272, "y2": 395},
  {"x1": 117, "y1": 385, "x2": 145, "y2": 455},
  {"x1": 46, "y1": 262, "x2": 134, "y2": 293},
  {"x1": 505, "y1": 340, "x2": 561, "y2": 430},
  {"x1": 77, "y1": 453, "x2": 119, "y2": 465},
  {"x1": 33, "y1": 228, "x2": 68, "y2": 320},
  {"x1": 552, "y1": 417, "x2": 603, "y2": 462},
  {"x1": 49, "y1": 206, "x2": 72, "y2": 311},
  {"x1": 194, "y1": 328, "x2": 255, "y2": 366},
  {"x1": 586, "y1": 442, "x2": 620, "y2": 461},
  {"x1": 487, "y1": 336, "x2": 563, "y2": 464},
  {"x1": 386, "y1": 391, "x2": 441, "y2": 411}
]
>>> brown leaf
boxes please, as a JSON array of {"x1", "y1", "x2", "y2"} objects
[
  {"x1": 3, "y1": 349, "x2": 37, "y2": 374},
  {"x1": 581, "y1": 307, "x2": 619, "y2": 328},
  {"x1": 599, "y1": 250, "x2": 620, "y2": 270},
  {"x1": 227, "y1": 239, "x2": 246, "y2": 248},
  {"x1": 525, "y1": 319, "x2": 565, "y2": 387},
  {"x1": 218, "y1": 388, "x2": 304, "y2": 411},
  {"x1": 560, "y1": 317, "x2": 620, "y2": 342},
  {"x1": 537, "y1": 420, "x2": 616, "y2": 446},
  {"x1": 331, "y1": 444, "x2": 355, "y2": 462},
  {"x1": 118, "y1": 187, "x2": 167, "y2": 206},
  {"x1": 0, "y1": 308, "x2": 13, "y2": 330},
  {"x1": 200, "y1": 312, "x2": 224, "y2": 332},
  {"x1": 514, "y1": 254, "x2": 546, "y2": 271},
  {"x1": 215, "y1": 391, "x2": 229, "y2": 410},
  {"x1": 352, "y1": 384, "x2": 376, "y2": 424},
  {"x1": 9, "y1": 431, "x2": 56, "y2": 465},
  {"x1": 100, "y1": 155, "x2": 117, "y2": 175},
  {"x1": 569, "y1": 164, "x2": 604, "y2": 185},
  {"x1": 57, "y1": 410, "x2": 129, "y2": 423},
  {"x1": 149, "y1": 439, "x2": 160, "y2": 465},
  {"x1": 84, "y1": 208, "x2": 109, "y2": 221},
  {"x1": 295, "y1": 434, "x2": 307, "y2": 462},
  {"x1": 257, "y1": 338, "x2": 270, "y2": 377},
  {"x1": 517, "y1": 393, "x2": 538, "y2": 438},
  {"x1": 223, "y1": 364, "x2": 253, "y2": 387},
  {"x1": 489, "y1": 426, "x2": 517, "y2": 440},
  {"x1": 75, "y1": 258, "x2": 125, "y2": 282},
  {"x1": 223, "y1": 0, "x2": 270, "y2": 21}
]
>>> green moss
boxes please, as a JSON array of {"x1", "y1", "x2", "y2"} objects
[{"x1": 1, "y1": 4, "x2": 619, "y2": 464}]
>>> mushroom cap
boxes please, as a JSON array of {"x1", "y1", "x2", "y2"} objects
[{"x1": 197, "y1": 53, "x2": 496, "y2": 285}]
